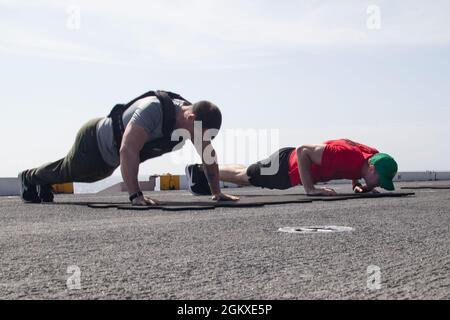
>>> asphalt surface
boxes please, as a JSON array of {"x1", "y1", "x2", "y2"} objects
[{"x1": 0, "y1": 182, "x2": 449, "y2": 300}]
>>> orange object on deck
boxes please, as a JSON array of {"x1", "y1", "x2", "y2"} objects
[{"x1": 51, "y1": 183, "x2": 74, "y2": 194}]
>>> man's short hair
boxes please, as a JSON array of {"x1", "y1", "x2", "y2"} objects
[{"x1": 192, "y1": 100, "x2": 222, "y2": 131}]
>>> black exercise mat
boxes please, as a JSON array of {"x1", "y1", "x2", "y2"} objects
[
  {"x1": 83, "y1": 193, "x2": 413, "y2": 211},
  {"x1": 215, "y1": 195, "x2": 311, "y2": 207},
  {"x1": 87, "y1": 203, "x2": 127, "y2": 209},
  {"x1": 97, "y1": 200, "x2": 263, "y2": 210},
  {"x1": 401, "y1": 186, "x2": 450, "y2": 190},
  {"x1": 116, "y1": 204, "x2": 216, "y2": 211},
  {"x1": 97, "y1": 197, "x2": 299, "y2": 210},
  {"x1": 84, "y1": 195, "x2": 312, "y2": 211},
  {"x1": 86, "y1": 202, "x2": 239, "y2": 210},
  {"x1": 237, "y1": 192, "x2": 415, "y2": 201},
  {"x1": 309, "y1": 192, "x2": 415, "y2": 201},
  {"x1": 44, "y1": 201, "x2": 128, "y2": 208}
]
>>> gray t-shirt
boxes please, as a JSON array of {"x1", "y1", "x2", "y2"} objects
[{"x1": 96, "y1": 96, "x2": 184, "y2": 167}]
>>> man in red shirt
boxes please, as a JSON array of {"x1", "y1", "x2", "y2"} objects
[{"x1": 186, "y1": 139, "x2": 398, "y2": 196}]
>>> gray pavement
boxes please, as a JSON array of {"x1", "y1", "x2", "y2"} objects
[{"x1": 0, "y1": 182, "x2": 449, "y2": 299}]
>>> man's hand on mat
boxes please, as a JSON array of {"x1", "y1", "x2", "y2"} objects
[
  {"x1": 354, "y1": 186, "x2": 380, "y2": 194},
  {"x1": 307, "y1": 187, "x2": 337, "y2": 196},
  {"x1": 353, "y1": 185, "x2": 365, "y2": 193},
  {"x1": 211, "y1": 193, "x2": 240, "y2": 201},
  {"x1": 132, "y1": 195, "x2": 160, "y2": 206}
]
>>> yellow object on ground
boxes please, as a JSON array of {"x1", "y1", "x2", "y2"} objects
[
  {"x1": 160, "y1": 174, "x2": 180, "y2": 190},
  {"x1": 51, "y1": 183, "x2": 74, "y2": 194}
]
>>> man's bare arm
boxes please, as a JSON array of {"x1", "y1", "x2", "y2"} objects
[
  {"x1": 203, "y1": 162, "x2": 221, "y2": 196},
  {"x1": 120, "y1": 123, "x2": 159, "y2": 205},
  {"x1": 297, "y1": 144, "x2": 336, "y2": 196},
  {"x1": 195, "y1": 140, "x2": 239, "y2": 201},
  {"x1": 197, "y1": 140, "x2": 219, "y2": 195}
]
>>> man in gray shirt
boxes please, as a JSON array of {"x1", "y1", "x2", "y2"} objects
[
  {"x1": 19, "y1": 91, "x2": 239, "y2": 206},
  {"x1": 97, "y1": 96, "x2": 176, "y2": 168}
]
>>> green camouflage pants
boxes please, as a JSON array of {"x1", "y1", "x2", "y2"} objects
[{"x1": 25, "y1": 118, "x2": 117, "y2": 185}]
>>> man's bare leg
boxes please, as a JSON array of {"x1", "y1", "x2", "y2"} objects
[{"x1": 219, "y1": 164, "x2": 251, "y2": 186}]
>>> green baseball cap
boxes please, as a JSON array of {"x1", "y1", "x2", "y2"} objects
[{"x1": 369, "y1": 153, "x2": 398, "y2": 191}]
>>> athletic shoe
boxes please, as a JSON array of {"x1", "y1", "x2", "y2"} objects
[
  {"x1": 185, "y1": 164, "x2": 212, "y2": 196},
  {"x1": 18, "y1": 171, "x2": 40, "y2": 203},
  {"x1": 38, "y1": 185, "x2": 54, "y2": 203}
]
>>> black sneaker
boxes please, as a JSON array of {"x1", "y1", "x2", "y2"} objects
[
  {"x1": 18, "y1": 171, "x2": 40, "y2": 203},
  {"x1": 38, "y1": 185, "x2": 54, "y2": 203},
  {"x1": 185, "y1": 164, "x2": 211, "y2": 196}
]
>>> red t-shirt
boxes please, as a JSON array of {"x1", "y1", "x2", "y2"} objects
[{"x1": 288, "y1": 139, "x2": 379, "y2": 186}]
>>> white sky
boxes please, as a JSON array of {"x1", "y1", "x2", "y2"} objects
[{"x1": 1, "y1": 0, "x2": 449, "y2": 178}]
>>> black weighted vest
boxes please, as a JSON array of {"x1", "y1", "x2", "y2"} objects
[{"x1": 108, "y1": 90, "x2": 191, "y2": 163}]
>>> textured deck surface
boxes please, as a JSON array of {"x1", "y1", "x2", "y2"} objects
[{"x1": 0, "y1": 182, "x2": 449, "y2": 299}]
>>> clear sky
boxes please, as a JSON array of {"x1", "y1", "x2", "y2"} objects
[{"x1": 1, "y1": 0, "x2": 449, "y2": 178}]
